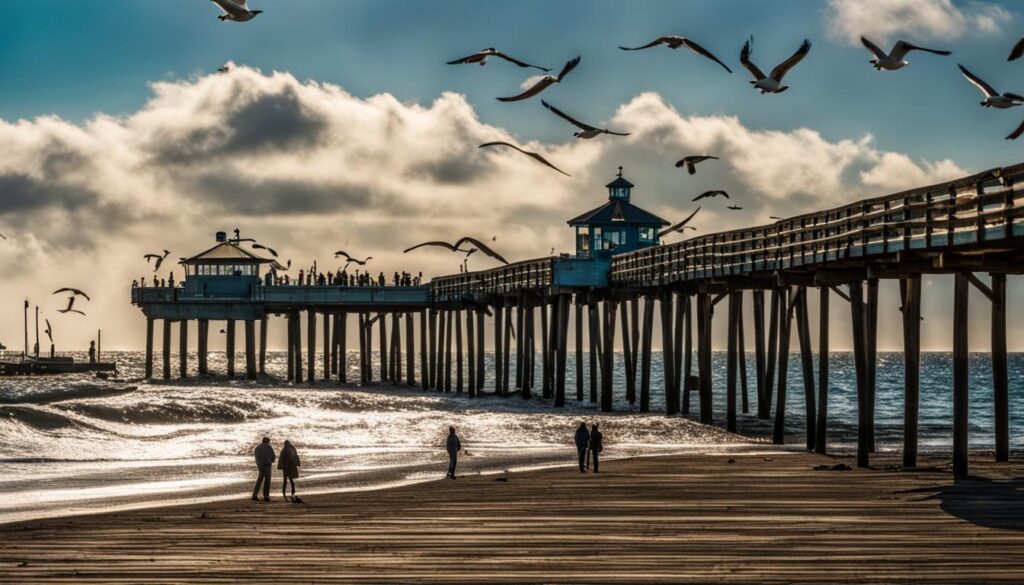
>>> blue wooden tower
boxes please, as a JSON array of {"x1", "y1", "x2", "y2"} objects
[{"x1": 567, "y1": 167, "x2": 669, "y2": 257}]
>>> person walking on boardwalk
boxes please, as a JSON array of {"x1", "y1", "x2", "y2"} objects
[
  {"x1": 252, "y1": 437, "x2": 276, "y2": 501},
  {"x1": 445, "y1": 426, "x2": 462, "y2": 479},
  {"x1": 278, "y1": 440, "x2": 301, "y2": 502},
  {"x1": 574, "y1": 422, "x2": 590, "y2": 473},
  {"x1": 589, "y1": 424, "x2": 603, "y2": 474}
]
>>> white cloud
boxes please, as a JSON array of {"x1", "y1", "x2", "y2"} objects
[
  {"x1": 0, "y1": 69, "x2": 968, "y2": 349},
  {"x1": 825, "y1": 0, "x2": 1013, "y2": 45}
]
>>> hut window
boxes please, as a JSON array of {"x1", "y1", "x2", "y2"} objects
[{"x1": 639, "y1": 227, "x2": 656, "y2": 242}]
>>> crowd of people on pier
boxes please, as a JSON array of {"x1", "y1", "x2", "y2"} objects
[
  {"x1": 266, "y1": 268, "x2": 422, "y2": 287},
  {"x1": 249, "y1": 422, "x2": 606, "y2": 501}
]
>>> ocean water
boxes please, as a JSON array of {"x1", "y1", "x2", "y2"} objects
[{"x1": 1, "y1": 350, "x2": 1020, "y2": 523}]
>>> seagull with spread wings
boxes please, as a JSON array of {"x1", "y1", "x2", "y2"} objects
[
  {"x1": 861, "y1": 37, "x2": 951, "y2": 71},
  {"x1": 52, "y1": 288, "x2": 90, "y2": 301},
  {"x1": 692, "y1": 190, "x2": 729, "y2": 202},
  {"x1": 619, "y1": 36, "x2": 732, "y2": 73},
  {"x1": 335, "y1": 251, "x2": 373, "y2": 270},
  {"x1": 958, "y1": 64, "x2": 1024, "y2": 109},
  {"x1": 675, "y1": 155, "x2": 719, "y2": 175},
  {"x1": 210, "y1": 0, "x2": 263, "y2": 22},
  {"x1": 658, "y1": 208, "x2": 700, "y2": 237},
  {"x1": 44, "y1": 318, "x2": 53, "y2": 344},
  {"x1": 541, "y1": 100, "x2": 629, "y2": 139},
  {"x1": 144, "y1": 250, "x2": 171, "y2": 271},
  {"x1": 58, "y1": 296, "x2": 85, "y2": 316},
  {"x1": 447, "y1": 48, "x2": 549, "y2": 71},
  {"x1": 404, "y1": 237, "x2": 509, "y2": 265},
  {"x1": 497, "y1": 56, "x2": 581, "y2": 102},
  {"x1": 479, "y1": 142, "x2": 570, "y2": 176},
  {"x1": 727, "y1": 204, "x2": 743, "y2": 211},
  {"x1": 1006, "y1": 118, "x2": 1024, "y2": 140},
  {"x1": 1010, "y1": 37, "x2": 1024, "y2": 61},
  {"x1": 740, "y1": 37, "x2": 811, "y2": 94}
]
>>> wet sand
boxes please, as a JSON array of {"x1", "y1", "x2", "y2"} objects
[{"x1": 1, "y1": 448, "x2": 1023, "y2": 584}]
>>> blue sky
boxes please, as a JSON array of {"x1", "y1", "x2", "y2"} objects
[{"x1": 0, "y1": 0, "x2": 1020, "y2": 170}]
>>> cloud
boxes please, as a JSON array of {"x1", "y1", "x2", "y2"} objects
[
  {"x1": 824, "y1": 0, "x2": 1013, "y2": 45},
  {"x1": 0, "y1": 68, "x2": 970, "y2": 349}
]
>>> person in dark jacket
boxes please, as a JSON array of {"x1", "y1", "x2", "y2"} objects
[
  {"x1": 589, "y1": 424, "x2": 603, "y2": 473},
  {"x1": 278, "y1": 440, "x2": 300, "y2": 502},
  {"x1": 573, "y1": 422, "x2": 590, "y2": 473},
  {"x1": 252, "y1": 437, "x2": 276, "y2": 501},
  {"x1": 445, "y1": 426, "x2": 462, "y2": 479}
]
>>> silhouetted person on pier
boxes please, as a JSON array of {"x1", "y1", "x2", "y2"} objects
[
  {"x1": 589, "y1": 424, "x2": 603, "y2": 473},
  {"x1": 298, "y1": 269, "x2": 304, "y2": 285},
  {"x1": 446, "y1": 426, "x2": 462, "y2": 479},
  {"x1": 574, "y1": 422, "x2": 590, "y2": 473},
  {"x1": 278, "y1": 439, "x2": 301, "y2": 502},
  {"x1": 252, "y1": 437, "x2": 276, "y2": 501},
  {"x1": 378, "y1": 272, "x2": 386, "y2": 287},
  {"x1": 88, "y1": 341, "x2": 96, "y2": 363}
]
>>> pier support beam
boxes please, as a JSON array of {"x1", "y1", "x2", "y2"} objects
[
  {"x1": 287, "y1": 315, "x2": 295, "y2": 381},
  {"x1": 697, "y1": 293, "x2": 713, "y2": 425},
  {"x1": 816, "y1": 286, "x2": 830, "y2": 455},
  {"x1": 849, "y1": 282, "x2": 869, "y2": 468},
  {"x1": 575, "y1": 300, "x2": 584, "y2": 401},
  {"x1": 639, "y1": 295, "x2": 654, "y2": 413},
  {"x1": 588, "y1": 303, "x2": 599, "y2": 403},
  {"x1": 476, "y1": 309, "x2": 485, "y2": 392},
  {"x1": 406, "y1": 312, "x2": 415, "y2": 386},
  {"x1": 555, "y1": 294, "x2": 570, "y2": 407},
  {"x1": 901, "y1": 276, "x2": 921, "y2": 467},
  {"x1": 198, "y1": 319, "x2": 208, "y2": 376},
  {"x1": 428, "y1": 309, "x2": 437, "y2": 389},
  {"x1": 660, "y1": 293, "x2": 677, "y2": 415},
  {"x1": 162, "y1": 320, "x2": 171, "y2": 380},
  {"x1": 339, "y1": 313, "x2": 348, "y2": 384},
  {"x1": 953, "y1": 272, "x2": 970, "y2": 479},
  {"x1": 468, "y1": 309, "x2": 477, "y2": 397},
  {"x1": 258, "y1": 317, "x2": 267, "y2": 376},
  {"x1": 682, "y1": 294, "x2": 693, "y2": 415},
  {"x1": 331, "y1": 315, "x2": 339, "y2": 377},
  {"x1": 379, "y1": 312, "x2": 388, "y2": 385},
  {"x1": 796, "y1": 287, "x2": 817, "y2": 451},
  {"x1": 358, "y1": 313, "x2": 367, "y2": 384},
  {"x1": 455, "y1": 309, "x2": 463, "y2": 393},
  {"x1": 420, "y1": 310, "x2": 428, "y2": 390},
  {"x1": 245, "y1": 320, "x2": 256, "y2": 380},
  {"x1": 504, "y1": 305, "x2": 513, "y2": 397},
  {"x1": 226, "y1": 320, "x2": 236, "y2": 379},
  {"x1": 673, "y1": 292, "x2": 685, "y2": 413},
  {"x1": 737, "y1": 295, "x2": 748, "y2": 414},
  {"x1": 145, "y1": 317, "x2": 154, "y2": 379},
  {"x1": 600, "y1": 299, "x2": 617, "y2": 412},
  {"x1": 761, "y1": 289, "x2": 780, "y2": 420},
  {"x1": 493, "y1": 307, "x2": 502, "y2": 395},
  {"x1": 308, "y1": 311, "x2": 316, "y2": 385},
  {"x1": 991, "y1": 273, "x2": 1009, "y2": 463},
  {"x1": 772, "y1": 288, "x2": 793, "y2": 445},
  {"x1": 621, "y1": 298, "x2": 635, "y2": 405},
  {"x1": 752, "y1": 291, "x2": 766, "y2": 419},
  {"x1": 323, "y1": 313, "x2": 331, "y2": 381},
  {"x1": 540, "y1": 297, "x2": 550, "y2": 399},
  {"x1": 515, "y1": 302, "x2": 524, "y2": 393},
  {"x1": 444, "y1": 310, "x2": 453, "y2": 392},
  {"x1": 866, "y1": 278, "x2": 879, "y2": 452},
  {"x1": 178, "y1": 320, "x2": 188, "y2": 378},
  {"x1": 727, "y1": 292, "x2": 739, "y2": 432}
]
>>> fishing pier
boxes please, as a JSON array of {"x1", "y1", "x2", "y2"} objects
[{"x1": 132, "y1": 163, "x2": 1024, "y2": 478}]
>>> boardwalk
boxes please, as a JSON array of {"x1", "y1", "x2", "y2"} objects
[
  {"x1": 133, "y1": 163, "x2": 1024, "y2": 478},
  {"x1": 3, "y1": 450, "x2": 1023, "y2": 584}
]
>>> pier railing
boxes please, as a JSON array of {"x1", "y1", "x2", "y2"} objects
[{"x1": 431, "y1": 257, "x2": 555, "y2": 300}]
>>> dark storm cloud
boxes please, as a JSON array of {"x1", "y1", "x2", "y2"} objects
[{"x1": 0, "y1": 173, "x2": 96, "y2": 213}]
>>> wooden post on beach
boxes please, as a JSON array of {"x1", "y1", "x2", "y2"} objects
[
  {"x1": 737, "y1": 294, "x2": 748, "y2": 414},
  {"x1": 555, "y1": 293, "x2": 570, "y2": 407},
  {"x1": 660, "y1": 293, "x2": 676, "y2": 415},
  {"x1": 673, "y1": 292, "x2": 685, "y2": 412},
  {"x1": 540, "y1": 297, "x2": 550, "y2": 399},
  {"x1": 515, "y1": 301, "x2": 524, "y2": 393},
  {"x1": 866, "y1": 279, "x2": 879, "y2": 452},
  {"x1": 287, "y1": 315, "x2": 295, "y2": 381},
  {"x1": 682, "y1": 294, "x2": 693, "y2": 415},
  {"x1": 178, "y1": 319, "x2": 188, "y2": 378},
  {"x1": 575, "y1": 300, "x2": 584, "y2": 402},
  {"x1": 476, "y1": 309, "x2": 485, "y2": 392},
  {"x1": 226, "y1": 320, "x2": 236, "y2": 379},
  {"x1": 378, "y1": 312, "x2": 387, "y2": 384},
  {"x1": 444, "y1": 310, "x2": 453, "y2": 392},
  {"x1": 161, "y1": 320, "x2": 171, "y2": 380},
  {"x1": 752, "y1": 290, "x2": 766, "y2": 418},
  {"x1": 848, "y1": 282, "x2": 869, "y2": 467},
  {"x1": 245, "y1": 320, "x2": 256, "y2": 380},
  {"x1": 796, "y1": 287, "x2": 817, "y2": 451},
  {"x1": 427, "y1": 309, "x2": 437, "y2": 389},
  {"x1": 772, "y1": 287, "x2": 793, "y2": 445},
  {"x1": 504, "y1": 305, "x2": 513, "y2": 396},
  {"x1": 307, "y1": 311, "x2": 316, "y2": 385},
  {"x1": 816, "y1": 286, "x2": 830, "y2": 455},
  {"x1": 331, "y1": 315, "x2": 339, "y2": 377},
  {"x1": 338, "y1": 313, "x2": 348, "y2": 384},
  {"x1": 437, "y1": 310, "x2": 446, "y2": 390},
  {"x1": 258, "y1": 317, "x2": 267, "y2": 376},
  {"x1": 762, "y1": 289, "x2": 780, "y2": 420},
  {"x1": 492, "y1": 305, "x2": 502, "y2": 395},
  {"x1": 525, "y1": 304, "x2": 535, "y2": 395},
  {"x1": 468, "y1": 309, "x2": 477, "y2": 397},
  {"x1": 600, "y1": 299, "x2": 617, "y2": 412},
  {"x1": 357, "y1": 313, "x2": 367, "y2": 384},
  {"x1": 697, "y1": 293, "x2": 713, "y2": 425},
  {"x1": 901, "y1": 275, "x2": 921, "y2": 467},
  {"x1": 198, "y1": 319, "x2": 208, "y2": 376},
  {"x1": 639, "y1": 295, "x2": 654, "y2": 413},
  {"x1": 455, "y1": 309, "x2": 463, "y2": 393},
  {"x1": 621, "y1": 298, "x2": 635, "y2": 405},
  {"x1": 405, "y1": 312, "x2": 414, "y2": 385},
  {"x1": 322, "y1": 313, "x2": 331, "y2": 381},
  {"x1": 588, "y1": 302, "x2": 599, "y2": 403},
  {"x1": 393, "y1": 313, "x2": 402, "y2": 384},
  {"x1": 952, "y1": 272, "x2": 969, "y2": 479},
  {"x1": 419, "y1": 311, "x2": 428, "y2": 390},
  {"x1": 991, "y1": 273, "x2": 1009, "y2": 463},
  {"x1": 630, "y1": 298, "x2": 640, "y2": 394},
  {"x1": 726, "y1": 292, "x2": 739, "y2": 431},
  {"x1": 145, "y1": 317, "x2": 154, "y2": 379}
]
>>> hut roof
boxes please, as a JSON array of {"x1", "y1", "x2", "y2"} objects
[
  {"x1": 567, "y1": 199, "x2": 669, "y2": 227},
  {"x1": 181, "y1": 242, "x2": 275, "y2": 265}
]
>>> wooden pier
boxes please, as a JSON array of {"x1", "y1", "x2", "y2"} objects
[{"x1": 132, "y1": 163, "x2": 1024, "y2": 478}]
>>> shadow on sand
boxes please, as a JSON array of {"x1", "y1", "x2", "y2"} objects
[{"x1": 901, "y1": 475, "x2": 1024, "y2": 531}]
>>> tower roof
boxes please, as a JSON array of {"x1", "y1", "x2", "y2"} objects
[
  {"x1": 605, "y1": 166, "x2": 634, "y2": 189},
  {"x1": 567, "y1": 198, "x2": 668, "y2": 227},
  {"x1": 182, "y1": 241, "x2": 275, "y2": 265}
]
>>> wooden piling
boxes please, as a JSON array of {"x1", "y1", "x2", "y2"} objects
[
  {"x1": 762, "y1": 289, "x2": 780, "y2": 420},
  {"x1": 682, "y1": 294, "x2": 693, "y2": 415},
  {"x1": 504, "y1": 305, "x2": 513, "y2": 396},
  {"x1": 600, "y1": 299, "x2": 617, "y2": 412},
  {"x1": 287, "y1": 315, "x2": 295, "y2": 382},
  {"x1": 752, "y1": 290, "x2": 767, "y2": 419},
  {"x1": 630, "y1": 298, "x2": 640, "y2": 394},
  {"x1": 392, "y1": 313, "x2": 402, "y2": 383},
  {"x1": 331, "y1": 315, "x2": 339, "y2": 377},
  {"x1": 444, "y1": 310, "x2": 453, "y2": 393},
  {"x1": 737, "y1": 294, "x2": 748, "y2": 414},
  {"x1": 697, "y1": 293, "x2": 713, "y2": 425},
  {"x1": 556, "y1": 294, "x2": 571, "y2": 407},
  {"x1": 865, "y1": 278, "x2": 879, "y2": 452},
  {"x1": 673, "y1": 292, "x2": 685, "y2": 412},
  {"x1": 991, "y1": 273, "x2": 1008, "y2": 463},
  {"x1": 575, "y1": 300, "x2": 584, "y2": 402},
  {"x1": 620, "y1": 299, "x2": 635, "y2": 404},
  {"x1": 795, "y1": 287, "x2": 817, "y2": 451},
  {"x1": 727, "y1": 292, "x2": 739, "y2": 432},
  {"x1": 639, "y1": 295, "x2": 654, "y2": 413},
  {"x1": 145, "y1": 317, "x2": 154, "y2": 379},
  {"x1": 226, "y1": 320, "x2": 236, "y2": 379},
  {"x1": 525, "y1": 304, "x2": 535, "y2": 394},
  {"x1": 323, "y1": 312, "x2": 331, "y2": 381},
  {"x1": 952, "y1": 272, "x2": 969, "y2": 479},
  {"x1": 378, "y1": 312, "x2": 387, "y2": 384},
  {"x1": 245, "y1": 319, "x2": 256, "y2": 380},
  {"x1": 455, "y1": 309, "x2": 463, "y2": 393},
  {"x1": 540, "y1": 297, "x2": 550, "y2": 399},
  {"x1": 476, "y1": 309, "x2": 485, "y2": 392},
  {"x1": 848, "y1": 282, "x2": 869, "y2": 468},
  {"x1": 468, "y1": 309, "x2": 477, "y2": 397},
  {"x1": 198, "y1": 319, "x2": 209, "y2": 376},
  {"x1": 901, "y1": 275, "x2": 921, "y2": 467},
  {"x1": 357, "y1": 313, "x2": 367, "y2": 384},
  {"x1": 493, "y1": 306, "x2": 502, "y2": 395},
  {"x1": 428, "y1": 309, "x2": 437, "y2": 389},
  {"x1": 515, "y1": 302, "x2": 524, "y2": 393},
  {"x1": 772, "y1": 288, "x2": 793, "y2": 445},
  {"x1": 307, "y1": 311, "x2": 316, "y2": 385},
  {"x1": 339, "y1": 313, "x2": 348, "y2": 384},
  {"x1": 162, "y1": 320, "x2": 171, "y2": 380},
  {"x1": 258, "y1": 317, "x2": 267, "y2": 376},
  {"x1": 660, "y1": 293, "x2": 676, "y2": 415},
  {"x1": 588, "y1": 303, "x2": 599, "y2": 403},
  {"x1": 816, "y1": 286, "x2": 830, "y2": 455},
  {"x1": 544, "y1": 301, "x2": 555, "y2": 398}
]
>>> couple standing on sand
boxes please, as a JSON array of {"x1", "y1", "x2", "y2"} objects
[
  {"x1": 252, "y1": 437, "x2": 301, "y2": 502},
  {"x1": 574, "y1": 422, "x2": 604, "y2": 473}
]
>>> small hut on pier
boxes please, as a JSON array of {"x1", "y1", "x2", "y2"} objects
[{"x1": 568, "y1": 167, "x2": 669, "y2": 257}]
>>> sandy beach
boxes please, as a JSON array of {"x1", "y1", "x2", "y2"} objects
[{"x1": 2, "y1": 446, "x2": 1022, "y2": 584}]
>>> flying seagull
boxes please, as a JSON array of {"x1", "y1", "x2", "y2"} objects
[
  {"x1": 58, "y1": 296, "x2": 85, "y2": 316},
  {"x1": 861, "y1": 37, "x2": 951, "y2": 71},
  {"x1": 335, "y1": 251, "x2": 372, "y2": 266},
  {"x1": 210, "y1": 0, "x2": 263, "y2": 22},
  {"x1": 404, "y1": 237, "x2": 509, "y2": 265},
  {"x1": 958, "y1": 64, "x2": 1024, "y2": 109},
  {"x1": 675, "y1": 155, "x2": 719, "y2": 175},
  {"x1": 1006, "y1": 118, "x2": 1024, "y2": 140},
  {"x1": 1010, "y1": 37, "x2": 1024, "y2": 61},
  {"x1": 144, "y1": 250, "x2": 171, "y2": 271},
  {"x1": 217, "y1": 65, "x2": 231, "y2": 74},
  {"x1": 541, "y1": 100, "x2": 629, "y2": 139},
  {"x1": 658, "y1": 207, "x2": 700, "y2": 237},
  {"x1": 740, "y1": 37, "x2": 811, "y2": 94},
  {"x1": 618, "y1": 36, "x2": 732, "y2": 73},
  {"x1": 479, "y1": 142, "x2": 570, "y2": 176},
  {"x1": 727, "y1": 204, "x2": 743, "y2": 211},
  {"x1": 692, "y1": 190, "x2": 729, "y2": 202},
  {"x1": 0, "y1": 233, "x2": 6, "y2": 240},
  {"x1": 52, "y1": 288, "x2": 90, "y2": 301},
  {"x1": 447, "y1": 48, "x2": 549, "y2": 71},
  {"x1": 44, "y1": 318, "x2": 53, "y2": 344},
  {"x1": 769, "y1": 216, "x2": 784, "y2": 220},
  {"x1": 497, "y1": 56, "x2": 581, "y2": 102},
  {"x1": 251, "y1": 243, "x2": 278, "y2": 257}
]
